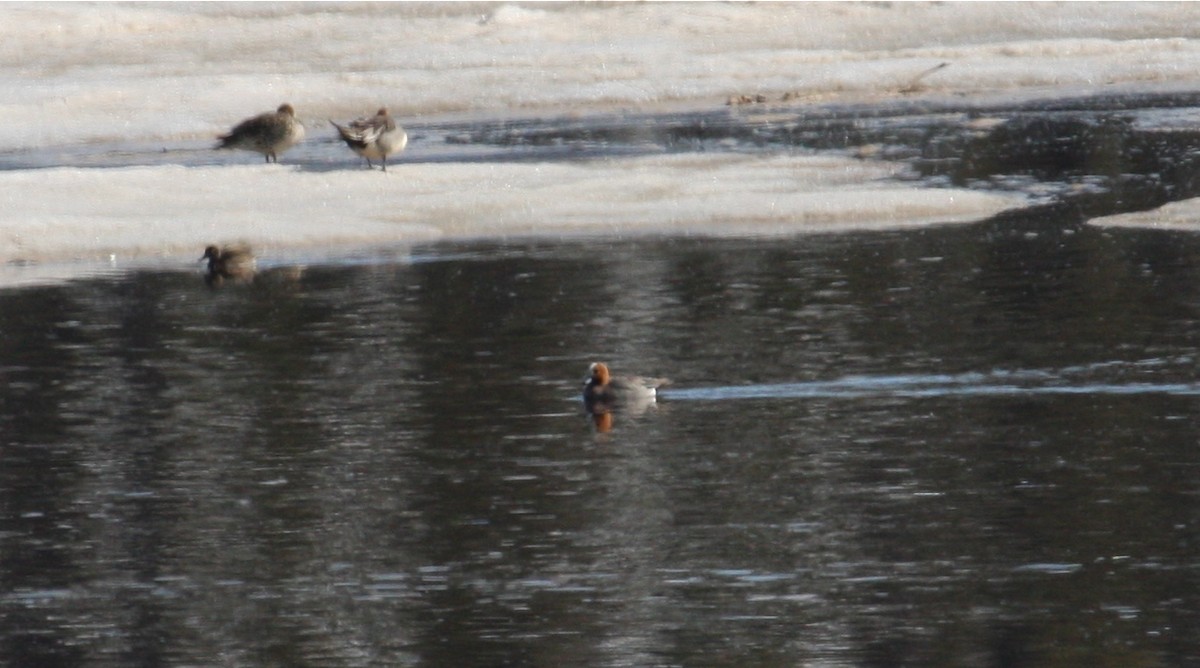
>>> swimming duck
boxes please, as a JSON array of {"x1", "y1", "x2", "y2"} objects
[
  {"x1": 216, "y1": 103, "x2": 305, "y2": 163},
  {"x1": 201, "y1": 244, "x2": 255, "y2": 286},
  {"x1": 582, "y1": 362, "x2": 669, "y2": 409},
  {"x1": 330, "y1": 107, "x2": 408, "y2": 172}
]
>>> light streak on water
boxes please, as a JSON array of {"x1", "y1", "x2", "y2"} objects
[{"x1": 663, "y1": 366, "x2": 1200, "y2": 401}]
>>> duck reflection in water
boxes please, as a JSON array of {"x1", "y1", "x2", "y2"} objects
[
  {"x1": 201, "y1": 244, "x2": 256, "y2": 287},
  {"x1": 582, "y1": 362, "x2": 670, "y2": 432},
  {"x1": 590, "y1": 410, "x2": 615, "y2": 433}
]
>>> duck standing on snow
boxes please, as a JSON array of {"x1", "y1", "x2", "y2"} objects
[
  {"x1": 330, "y1": 107, "x2": 408, "y2": 172},
  {"x1": 582, "y1": 362, "x2": 670, "y2": 411},
  {"x1": 215, "y1": 103, "x2": 305, "y2": 164}
]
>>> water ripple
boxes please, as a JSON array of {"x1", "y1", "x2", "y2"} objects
[{"x1": 662, "y1": 367, "x2": 1200, "y2": 401}]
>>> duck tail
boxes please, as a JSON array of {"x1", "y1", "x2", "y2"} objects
[{"x1": 330, "y1": 120, "x2": 368, "y2": 150}]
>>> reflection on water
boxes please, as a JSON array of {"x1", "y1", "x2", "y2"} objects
[{"x1": 5, "y1": 218, "x2": 1200, "y2": 666}]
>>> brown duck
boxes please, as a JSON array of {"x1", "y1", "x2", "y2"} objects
[
  {"x1": 216, "y1": 103, "x2": 306, "y2": 163},
  {"x1": 201, "y1": 244, "x2": 255, "y2": 286}
]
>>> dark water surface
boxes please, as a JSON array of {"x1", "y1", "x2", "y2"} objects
[{"x1": 5, "y1": 213, "x2": 1200, "y2": 666}]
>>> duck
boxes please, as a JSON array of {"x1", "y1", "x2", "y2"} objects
[
  {"x1": 330, "y1": 107, "x2": 408, "y2": 171},
  {"x1": 582, "y1": 362, "x2": 669, "y2": 409},
  {"x1": 201, "y1": 244, "x2": 256, "y2": 286},
  {"x1": 216, "y1": 103, "x2": 305, "y2": 163}
]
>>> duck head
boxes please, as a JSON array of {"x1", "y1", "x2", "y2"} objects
[{"x1": 586, "y1": 362, "x2": 611, "y2": 386}]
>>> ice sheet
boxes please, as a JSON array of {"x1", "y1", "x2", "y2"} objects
[
  {"x1": 0, "y1": 152, "x2": 1023, "y2": 266},
  {"x1": 1088, "y1": 198, "x2": 1200, "y2": 231},
  {"x1": 3, "y1": 2, "x2": 1199, "y2": 148},
  {"x1": 2, "y1": 2, "x2": 1197, "y2": 285}
]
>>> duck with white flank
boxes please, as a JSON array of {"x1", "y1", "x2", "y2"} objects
[
  {"x1": 330, "y1": 107, "x2": 408, "y2": 172},
  {"x1": 582, "y1": 362, "x2": 670, "y2": 411},
  {"x1": 216, "y1": 103, "x2": 305, "y2": 164}
]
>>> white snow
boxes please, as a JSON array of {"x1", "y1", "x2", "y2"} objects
[
  {"x1": 1089, "y1": 198, "x2": 1200, "y2": 231},
  {"x1": 0, "y1": 153, "x2": 1024, "y2": 258},
  {"x1": 2, "y1": 2, "x2": 1199, "y2": 285}
]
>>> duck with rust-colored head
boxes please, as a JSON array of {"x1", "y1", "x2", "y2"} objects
[
  {"x1": 216, "y1": 103, "x2": 305, "y2": 163},
  {"x1": 582, "y1": 362, "x2": 669, "y2": 410},
  {"x1": 331, "y1": 107, "x2": 408, "y2": 172}
]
